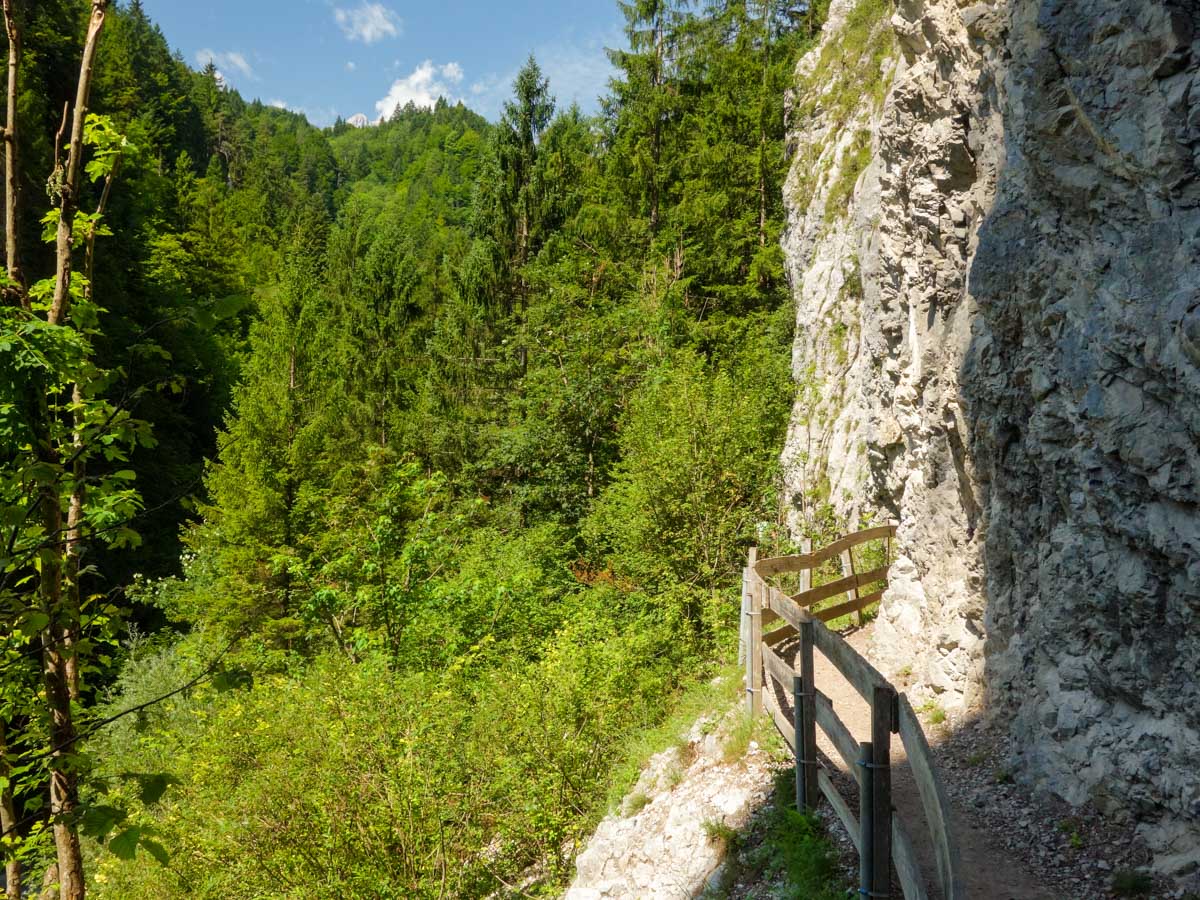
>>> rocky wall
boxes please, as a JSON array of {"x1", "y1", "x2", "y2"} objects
[{"x1": 780, "y1": 0, "x2": 1200, "y2": 875}]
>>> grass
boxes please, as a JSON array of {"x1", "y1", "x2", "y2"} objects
[
  {"x1": 1111, "y1": 869, "x2": 1154, "y2": 896},
  {"x1": 1058, "y1": 819, "x2": 1085, "y2": 849},
  {"x1": 824, "y1": 129, "x2": 873, "y2": 223},
  {"x1": 702, "y1": 819, "x2": 739, "y2": 847},
  {"x1": 624, "y1": 792, "x2": 651, "y2": 816},
  {"x1": 605, "y1": 662, "x2": 743, "y2": 812},
  {"x1": 788, "y1": 0, "x2": 897, "y2": 224},
  {"x1": 964, "y1": 749, "x2": 988, "y2": 767},
  {"x1": 917, "y1": 700, "x2": 947, "y2": 725},
  {"x1": 701, "y1": 769, "x2": 846, "y2": 900}
]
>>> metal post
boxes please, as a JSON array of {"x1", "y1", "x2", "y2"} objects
[
  {"x1": 798, "y1": 620, "x2": 818, "y2": 810},
  {"x1": 871, "y1": 686, "x2": 895, "y2": 897},
  {"x1": 793, "y1": 673, "x2": 804, "y2": 811},
  {"x1": 858, "y1": 741, "x2": 874, "y2": 897}
]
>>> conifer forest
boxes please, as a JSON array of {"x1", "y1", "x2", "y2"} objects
[{"x1": 0, "y1": 1, "x2": 831, "y2": 896}]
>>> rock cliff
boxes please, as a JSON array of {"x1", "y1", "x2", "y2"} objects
[{"x1": 780, "y1": 0, "x2": 1200, "y2": 876}]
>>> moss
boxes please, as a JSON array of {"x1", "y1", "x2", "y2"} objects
[
  {"x1": 824, "y1": 129, "x2": 873, "y2": 222},
  {"x1": 830, "y1": 320, "x2": 850, "y2": 368},
  {"x1": 789, "y1": 0, "x2": 897, "y2": 222}
]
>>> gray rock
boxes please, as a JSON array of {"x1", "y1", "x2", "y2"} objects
[{"x1": 779, "y1": 0, "x2": 1200, "y2": 880}]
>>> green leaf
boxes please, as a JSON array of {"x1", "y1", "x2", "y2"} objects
[
  {"x1": 141, "y1": 837, "x2": 170, "y2": 866},
  {"x1": 212, "y1": 668, "x2": 253, "y2": 692},
  {"x1": 19, "y1": 612, "x2": 49, "y2": 638},
  {"x1": 80, "y1": 803, "x2": 126, "y2": 840},
  {"x1": 136, "y1": 773, "x2": 177, "y2": 806},
  {"x1": 108, "y1": 826, "x2": 141, "y2": 860}
]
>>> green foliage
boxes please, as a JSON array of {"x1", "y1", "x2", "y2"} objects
[
  {"x1": 88, "y1": 613, "x2": 691, "y2": 897},
  {"x1": 701, "y1": 769, "x2": 845, "y2": 900},
  {"x1": 1111, "y1": 869, "x2": 1154, "y2": 896},
  {"x1": 824, "y1": 129, "x2": 873, "y2": 222},
  {"x1": 0, "y1": 0, "x2": 841, "y2": 893}
]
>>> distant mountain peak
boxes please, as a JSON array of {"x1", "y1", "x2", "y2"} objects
[{"x1": 347, "y1": 113, "x2": 370, "y2": 128}]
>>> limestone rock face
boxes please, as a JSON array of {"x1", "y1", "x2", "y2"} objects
[
  {"x1": 563, "y1": 714, "x2": 775, "y2": 899},
  {"x1": 781, "y1": 0, "x2": 1200, "y2": 875}
]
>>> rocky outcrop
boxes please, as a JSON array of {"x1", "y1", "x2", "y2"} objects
[
  {"x1": 780, "y1": 0, "x2": 1200, "y2": 877},
  {"x1": 564, "y1": 712, "x2": 776, "y2": 900}
]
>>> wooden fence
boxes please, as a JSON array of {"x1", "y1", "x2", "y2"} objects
[{"x1": 739, "y1": 526, "x2": 965, "y2": 900}]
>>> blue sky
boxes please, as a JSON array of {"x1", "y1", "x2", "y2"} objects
[{"x1": 139, "y1": 0, "x2": 625, "y2": 126}]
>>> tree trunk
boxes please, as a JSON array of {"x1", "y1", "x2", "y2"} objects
[
  {"x1": 0, "y1": 720, "x2": 20, "y2": 900},
  {"x1": 1, "y1": 0, "x2": 25, "y2": 308},
  {"x1": 757, "y1": 2, "x2": 771, "y2": 249},
  {"x1": 40, "y1": 5, "x2": 111, "y2": 898},
  {"x1": 49, "y1": 0, "x2": 108, "y2": 327}
]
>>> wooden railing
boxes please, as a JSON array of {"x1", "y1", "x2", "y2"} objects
[{"x1": 740, "y1": 526, "x2": 965, "y2": 900}]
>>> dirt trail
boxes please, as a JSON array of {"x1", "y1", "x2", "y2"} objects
[{"x1": 769, "y1": 626, "x2": 1056, "y2": 900}]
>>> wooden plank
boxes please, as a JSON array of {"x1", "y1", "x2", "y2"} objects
[
  {"x1": 813, "y1": 688, "x2": 860, "y2": 777},
  {"x1": 763, "y1": 623, "x2": 797, "y2": 648},
  {"x1": 762, "y1": 642, "x2": 794, "y2": 691},
  {"x1": 814, "y1": 587, "x2": 887, "y2": 624},
  {"x1": 871, "y1": 686, "x2": 895, "y2": 898},
  {"x1": 791, "y1": 565, "x2": 890, "y2": 608},
  {"x1": 892, "y1": 816, "x2": 931, "y2": 900},
  {"x1": 764, "y1": 685, "x2": 796, "y2": 753},
  {"x1": 754, "y1": 525, "x2": 897, "y2": 578},
  {"x1": 898, "y1": 694, "x2": 966, "y2": 900},
  {"x1": 818, "y1": 769, "x2": 859, "y2": 852},
  {"x1": 813, "y1": 587, "x2": 886, "y2": 624},
  {"x1": 812, "y1": 619, "x2": 890, "y2": 703},
  {"x1": 762, "y1": 606, "x2": 781, "y2": 626},
  {"x1": 765, "y1": 585, "x2": 808, "y2": 632}
]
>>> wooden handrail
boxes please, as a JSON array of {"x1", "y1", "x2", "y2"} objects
[
  {"x1": 753, "y1": 524, "x2": 897, "y2": 578},
  {"x1": 741, "y1": 534, "x2": 963, "y2": 900}
]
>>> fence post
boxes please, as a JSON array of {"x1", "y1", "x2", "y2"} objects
[
  {"x1": 744, "y1": 548, "x2": 761, "y2": 717},
  {"x1": 738, "y1": 562, "x2": 750, "y2": 667},
  {"x1": 841, "y1": 546, "x2": 861, "y2": 627},
  {"x1": 871, "y1": 685, "x2": 895, "y2": 897},
  {"x1": 799, "y1": 536, "x2": 812, "y2": 594},
  {"x1": 858, "y1": 740, "x2": 874, "y2": 897},
  {"x1": 798, "y1": 620, "x2": 818, "y2": 810},
  {"x1": 749, "y1": 567, "x2": 763, "y2": 717}
]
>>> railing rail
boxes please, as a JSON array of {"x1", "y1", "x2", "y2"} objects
[{"x1": 740, "y1": 527, "x2": 965, "y2": 900}]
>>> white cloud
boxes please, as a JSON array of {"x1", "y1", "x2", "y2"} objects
[
  {"x1": 465, "y1": 28, "x2": 618, "y2": 121},
  {"x1": 334, "y1": 3, "x2": 402, "y2": 44},
  {"x1": 268, "y1": 98, "x2": 288, "y2": 109},
  {"x1": 374, "y1": 60, "x2": 464, "y2": 120},
  {"x1": 345, "y1": 61, "x2": 357, "y2": 72},
  {"x1": 195, "y1": 48, "x2": 257, "y2": 81}
]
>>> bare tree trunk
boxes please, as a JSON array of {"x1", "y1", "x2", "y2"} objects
[
  {"x1": 40, "y1": 5, "x2": 110, "y2": 898},
  {"x1": 49, "y1": 0, "x2": 107, "y2": 327},
  {"x1": 0, "y1": 720, "x2": 20, "y2": 900},
  {"x1": 1, "y1": 10, "x2": 27, "y2": 889},
  {"x1": 2, "y1": 0, "x2": 25, "y2": 307},
  {"x1": 757, "y1": 1, "x2": 771, "y2": 249}
]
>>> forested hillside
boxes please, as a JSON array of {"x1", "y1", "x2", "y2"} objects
[{"x1": 0, "y1": 1, "x2": 826, "y2": 896}]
